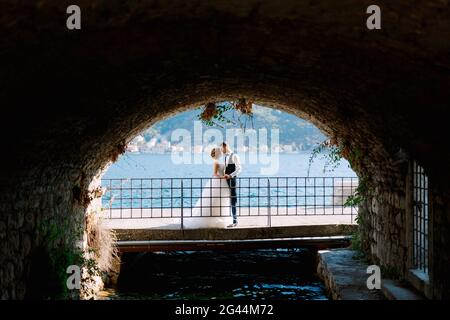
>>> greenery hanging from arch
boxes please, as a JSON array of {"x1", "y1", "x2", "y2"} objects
[{"x1": 198, "y1": 99, "x2": 254, "y2": 130}]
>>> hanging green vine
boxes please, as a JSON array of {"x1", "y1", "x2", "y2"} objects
[
  {"x1": 308, "y1": 138, "x2": 376, "y2": 258},
  {"x1": 308, "y1": 138, "x2": 370, "y2": 210},
  {"x1": 307, "y1": 139, "x2": 344, "y2": 177},
  {"x1": 344, "y1": 178, "x2": 368, "y2": 208}
]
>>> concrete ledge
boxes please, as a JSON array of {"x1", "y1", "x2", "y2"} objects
[
  {"x1": 407, "y1": 269, "x2": 432, "y2": 299},
  {"x1": 114, "y1": 224, "x2": 356, "y2": 241},
  {"x1": 381, "y1": 279, "x2": 424, "y2": 300},
  {"x1": 317, "y1": 248, "x2": 384, "y2": 300},
  {"x1": 116, "y1": 236, "x2": 352, "y2": 252}
]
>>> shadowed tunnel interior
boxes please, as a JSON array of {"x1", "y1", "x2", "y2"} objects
[{"x1": 0, "y1": 0, "x2": 449, "y2": 299}]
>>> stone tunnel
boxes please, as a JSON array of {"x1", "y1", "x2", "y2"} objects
[{"x1": 0, "y1": 0, "x2": 449, "y2": 299}]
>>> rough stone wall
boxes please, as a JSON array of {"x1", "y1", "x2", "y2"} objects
[
  {"x1": 0, "y1": 164, "x2": 113, "y2": 299},
  {"x1": 0, "y1": 0, "x2": 449, "y2": 299},
  {"x1": 359, "y1": 173, "x2": 409, "y2": 274},
  {"x1": 346, "y1": 140, "x2": 410, "y2": 283},
  {"x1": 358, "y1": 158, "x2": 450, "y2": 299},
  {"x1": 0, "y1": 167, "x2": 89, "y2": 299},
  {"x1": 430, "y1": 183, "x2": 450, "y2": 299}
]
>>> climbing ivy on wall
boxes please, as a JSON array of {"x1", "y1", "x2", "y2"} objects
[
  {"x1": 36, "y1": 215, "x2": 107, "y2": 299},
  {"x1": 307, "y1": 139, "x2": 344, "y2": 176},
  {"x1": 307, "y1": 138, "x2": 374, "y2": 256},
  {"x1": 308, "y1": 138, "x2": 367, "y2": 201},
  {"x1": 35, "y1": 218, "x2": 84, "y2": 299}
]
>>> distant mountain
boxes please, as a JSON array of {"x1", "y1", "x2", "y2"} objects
[{"x1": 135, "y1": 104, "x2": 326, "y2": 152}]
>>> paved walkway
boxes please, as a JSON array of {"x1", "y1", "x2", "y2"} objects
[{"x1": 101, "y1": 207, "x2": 357, "y2": 230}]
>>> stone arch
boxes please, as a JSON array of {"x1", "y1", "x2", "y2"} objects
[{"x1": 1, "y1": 0, "x2": 449, "y2": 299}]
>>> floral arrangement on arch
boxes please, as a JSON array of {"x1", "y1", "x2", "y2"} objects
[{"x1": 198, "y1": 99, "x2": 254, "y2": 130}]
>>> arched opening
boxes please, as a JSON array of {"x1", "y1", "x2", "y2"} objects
[
  {"x1": 1, "y1": 0, "x2": 450, "y2": 300},
  {"x1": 100, "y1": 102, "x2": 358, "y2": 225},
  {"x1": 95, "y1": 102, "x2": 360, "y2": 299},
  {"x1": 105, "y1": 104, "x2": 356, "y2": 178},
  {"x1": 6, "y1": 78, "x2": 448, "y2": 300}
]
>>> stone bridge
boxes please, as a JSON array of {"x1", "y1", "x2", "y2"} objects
[
  {"x1": 113, "y1": 224, "x2": 355, "y2": 252},
  {"x1": 0, "y1": 0, "x2": 449, "y2": 299}
]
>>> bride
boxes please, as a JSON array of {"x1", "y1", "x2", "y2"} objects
[{"x1": 183, "y1": 147, "x2": 230, "y2": 229}]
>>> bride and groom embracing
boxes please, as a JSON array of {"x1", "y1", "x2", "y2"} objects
[{"x1": 185, "y1": 142, "x2": 242, "y2": 229}]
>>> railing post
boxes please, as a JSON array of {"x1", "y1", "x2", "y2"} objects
[
  {"x1": 100, "y1": 176, "x2": 360, "y2": 231},
  {"x1": 181, "y1": 179, "x2": 184, "y2": 232},
  {"x1": 350, "y1": 178, "x2": 353, "y2": 224},
  {"x1": 267, "y1": 178, "x2": 271, "y2": 228}
]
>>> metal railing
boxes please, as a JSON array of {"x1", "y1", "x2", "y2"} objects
[
  {"x1": 100, "y1": 177, "x2": 359, "y2": 226},
  {"x1": 412, "y1": 161, "x2": 429, "y2": 274}
]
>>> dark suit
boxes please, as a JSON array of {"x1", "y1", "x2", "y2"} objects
[{"x1": 225, "y1": 154, "x2": 238, "y2": 223}]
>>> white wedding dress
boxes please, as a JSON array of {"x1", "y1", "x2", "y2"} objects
[{"x1": 183, "y1": 163, "x2": 230, "y2": 229}]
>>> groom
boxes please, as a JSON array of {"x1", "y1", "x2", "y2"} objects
[{"x1": 221, "y1": 142, "x2": 242, "y2": 228}]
